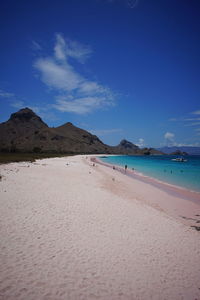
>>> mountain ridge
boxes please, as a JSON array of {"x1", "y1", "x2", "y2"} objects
[{"x1": 0, "y1": 108, "x2": 163, "y2": 155}]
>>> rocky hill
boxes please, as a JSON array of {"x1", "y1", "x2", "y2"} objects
[
  {"x1": 0, "y1": 108, "x2": 111, "y2": 154},
  {"x1": 0, "y1": 108, "x2": 163, "y2": 155},
  {"x1": 110, "y1": 139, "x2": 140, "y2": 154}
]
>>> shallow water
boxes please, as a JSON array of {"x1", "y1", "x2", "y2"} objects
[{"x1": 99, "y1": 155, "x2": 200, "y2": 192}]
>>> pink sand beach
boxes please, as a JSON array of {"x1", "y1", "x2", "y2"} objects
[{"x1": 0, "y1": 155, "x2": 200, "y2": 300}]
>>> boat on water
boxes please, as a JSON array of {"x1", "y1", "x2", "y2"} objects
[{"x1": 171, "y1": 157, "x2": 187, "y2": 162}]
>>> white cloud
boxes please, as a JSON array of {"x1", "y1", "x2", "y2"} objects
[
  {"x1": 90, "y1": 128, "x2": 122, "y2": 136},
  {"x1": 54, "y1": 94, "x2": 114, "y2": 115},
  {"x1": 34, "y1": 58, "x2": 83, "y2": 91},
  {"x1": 136, "y1": 138, "x2": 145, "y2": 147},
  {"x1": 164, "y1": 132, "x2": 175, "y2": 141},
  {"x1": 34, "y1": 33, "x2": 115, "y2": 114},
  {"x1": 79, "y1": 81, "x2": 106, "y2": 95},
  {"x1": 163, "y1": 131, "x2": 200, "y2": 147},
  {"x1": 164, "y1": 132, "x2": 176, "y2": 146}
]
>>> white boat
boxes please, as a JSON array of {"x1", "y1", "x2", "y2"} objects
[{"x1": 171, "y1": 157, "x2": 187, "y2": 162}]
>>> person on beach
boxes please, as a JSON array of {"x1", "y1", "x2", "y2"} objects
[{"x1": 125, "y1": 165, "x2": 127, "y2": 173}]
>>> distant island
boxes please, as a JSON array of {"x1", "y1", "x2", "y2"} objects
[
  {"x1": 169, "y1": 150, "x2": 188, "y2": 156},
  {"x1": 157, "y1": 146, "x2": 200, "y2": 156},
  {"x1": 0, "y1": 108, "x2": 163, "y2": 155}
]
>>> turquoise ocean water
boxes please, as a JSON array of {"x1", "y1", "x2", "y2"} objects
[{"x1": 99, "y1": 155, "x2": 200, "y2": 192}]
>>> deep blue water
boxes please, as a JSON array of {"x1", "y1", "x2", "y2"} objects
[{"x1": 99, "y1": 155, "x2": 200, "y2": 192}]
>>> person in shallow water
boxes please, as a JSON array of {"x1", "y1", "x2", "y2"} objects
[{"x1": 125, "y1": 165, "x2": 127, "y2": 172}]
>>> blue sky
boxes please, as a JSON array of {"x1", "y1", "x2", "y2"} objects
[{"x1": 0, "y1": 0, "x2": 200, "y2": 147}]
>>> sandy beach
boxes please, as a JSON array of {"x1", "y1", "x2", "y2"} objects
[{"x1": 0, "y1": 155, "x2": 200, "y2": 300}]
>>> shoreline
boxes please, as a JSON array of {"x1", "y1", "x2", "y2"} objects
[
  {"x1": 92, "y1": 156, "x2": 200, "y2": 203},
  {"x1": 91, "y1": 155, "x2": 200, "y2": 229}
]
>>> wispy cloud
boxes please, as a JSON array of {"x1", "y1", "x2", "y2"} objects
[
  {"x1": 169, "y1": 110, "x2": 200, "y2": 140},
  {"x1": 184, "y1": 118, "x2": 200, "y2": 121},
  {"x1": 31, "y1": 40, "x2": 42, "y2": 51},
  {"x1": 192, "y1": 110, "x2": 200, "y2": 115},
  {"x1": 168, "y1": 117, "x2": 178, "y2": 121},
  {"x1": 54, "y1": 34, "x2": 92, "y2": 63},
  {"x1": 172, "y1": 142, "x2": 200, "y2": 147},
  {"x1": 195, "y1": 128, "x2": 200, "y2": 136},
  {"x1": 183, "y1": 111, "x2": 200, "y2": 128},
  {"x1": 0, "y1": 89, "x2": 25, "y2": 109},
  {"x1": 184, "y1": 122, "x2": 200, "y2": 127},
  {"x1": 127, "y1": 0, "x2": 139, "y2": 9},
  {"x1": 0, "y1": 89, "x2": 15, "y2": 99},
  {"x1": 28, "y1": 106, "x2": 59, "y2": 122},
  {"x1": 169, "y1": 110, "x2": 200, "y2": 124},
  {"x1": 11, "y1": 100, "x2": 25, "y2": 109},
  {"x1": 34, "y1": 33, "x2": 115, "y2": 114},
  {"x1": 90, "y1": 128, "x2": 122, "y2": 136}
]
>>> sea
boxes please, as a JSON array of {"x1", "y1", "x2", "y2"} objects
[{"x1": 99, "y1": 155, "x2": 200, "y2": 193}]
